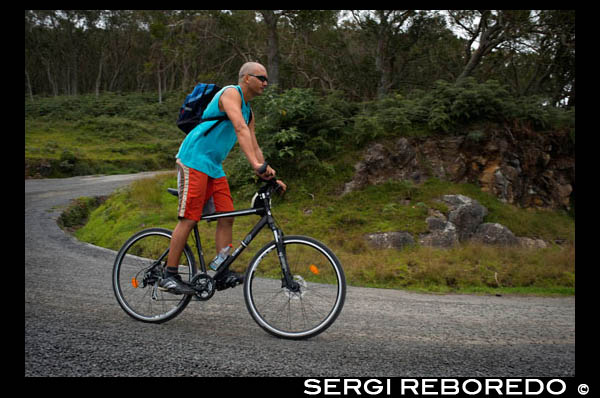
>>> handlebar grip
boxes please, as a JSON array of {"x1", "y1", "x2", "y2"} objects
[{"x1": 257, "y1": 177, "x2": 283, "y2": 194}]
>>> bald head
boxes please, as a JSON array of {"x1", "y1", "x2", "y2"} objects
[{"x1": 238, "y1": 62, "x2": 267, "y2": 82}]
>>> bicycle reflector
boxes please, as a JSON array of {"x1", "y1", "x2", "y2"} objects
[
  {"x1": 309, "y1": 264, "x2": 319, "y2": 275},
  {"x1": 131, "y1": 277, "x2": 139, "y2": 288}
]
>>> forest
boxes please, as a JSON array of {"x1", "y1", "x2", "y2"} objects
[{"x1": 25, "y1": 10, "x2": 574, "y2": 107}]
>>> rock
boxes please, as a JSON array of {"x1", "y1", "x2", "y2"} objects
[
  {"x1": 364, "y1": 194, "x2": 554, "y2": 251},
  {"x1": 392, "y1": 137, "x2": 417, "y2": 168},
  {"x1": 365, "y1": 231, "x2": 415, "y2": 250},
  {"x1": 419, "y1": 222, "x2": 458, "y2": 248},
  {"x1": 426, "y1": 216, "x2": 447, "y2": 231},
  {"x1": 342, "y1": 138, "x2": 420, "y2": 194},
  {"x1": 442, "y1": 195, "x2": 488, "y2": 241},
  {"x1": 441, "y1": 194, "x2": 475, "y2": 209},
  {"x1": 342, "y1": 129, "x2": 574, "y2": 210},
  {"x1": 472, "y1": 223, "x2": 518, "y2": 246},
  {"x1": 517, "y1": 237, "x2": 548, "y2": 249}
]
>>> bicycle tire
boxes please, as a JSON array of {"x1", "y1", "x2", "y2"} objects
[
  {"x1": 244, "y1": 235, "x2": 346, "y2": 339},
  {"x1": 112, "y1": 228, "x2": 196, "y2": 323}
]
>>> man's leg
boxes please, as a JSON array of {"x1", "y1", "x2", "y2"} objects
[
  {"x1": 166, "y1": 217, "x2": 197, "y2": 270},
  {"x1": 211, "y1": 176, "x2": 243, "y2": 289},
  {"x1": 215, "y1": 217, "x2": 234, "y2": 253},
  {"x1": 160, "y1": 159, "x2": 207, "y2": 294},
  {"x1": 211, "y1": 176, "x2": 235, "y2": 254}
]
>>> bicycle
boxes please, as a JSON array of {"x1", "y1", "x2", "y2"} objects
[{"x1": 112, "y1": 178, "x2": 346, "y2": 339}]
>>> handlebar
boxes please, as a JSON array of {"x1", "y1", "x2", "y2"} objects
[{"x1": 257, "y1": 177, "x2": 284, "y2": 195}]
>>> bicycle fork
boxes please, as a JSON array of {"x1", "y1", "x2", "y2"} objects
[{"x1": 268, "y1": 216, "x2": 300, "y2": 293}]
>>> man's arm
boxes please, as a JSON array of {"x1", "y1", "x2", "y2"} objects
[
  {"x1": 248, "y1": 110, "x2": 265, "y2": 164},
  {"x1": 219, "y1": 88, "x2": 274, "y2": 178}
]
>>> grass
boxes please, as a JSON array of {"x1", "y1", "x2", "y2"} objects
[
  {"x1": 25, "y1": 93, "x2": 183, "y2": 177},
  {"x1": 32, "y1": 92, "x2": 574, "y2": 295},
  {"x1": 71, "y1": 173, "x2": 575, "y2": 296}
]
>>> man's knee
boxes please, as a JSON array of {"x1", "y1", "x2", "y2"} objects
[
  {"x1": 179, "y1": 217, "x2": 198, "y2": 229},
  {"x1": 217, "y1": 217, "x2": 234, "y2": 228}
]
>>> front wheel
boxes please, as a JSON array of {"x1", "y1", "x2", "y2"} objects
[{"x1": 244, "y1": 236, "x2": 346, "y2": 339}]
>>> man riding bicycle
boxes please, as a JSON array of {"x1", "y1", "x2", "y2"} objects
[{"x1": 160, "y1": 62, "x2": 286, "y2": 295}]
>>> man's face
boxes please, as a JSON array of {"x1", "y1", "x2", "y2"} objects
[{"x1": 247, "y1": 68, "x2": 269, "y2": 95}]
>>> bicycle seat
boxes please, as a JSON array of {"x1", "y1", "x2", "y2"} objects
[{"x1": 167, "y1": 188, "x2": 179, "y2": 197}]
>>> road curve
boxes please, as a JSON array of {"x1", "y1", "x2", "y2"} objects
[{"x1": 25, "y1": 173, "x2": 574, "y2": 377}]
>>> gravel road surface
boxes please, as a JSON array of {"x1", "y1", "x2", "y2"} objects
[{"x1": 25, "y1": 173, "x2": 575, "y2": 377}]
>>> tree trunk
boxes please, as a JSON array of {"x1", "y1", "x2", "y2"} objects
[
  {"x1": 457, "y1": 45, "x2": 487, "y2": 81},
  {"x1": 95, "y1": 52, "x2": 104, "y2": 97},
  {"x1": 72, "y1": 58, "x2": 78, "y2": 96},
  {"x1": 375, "y1": 35, "x2": 393, "y2": 98},
  {"x1": 25, "y1": 69, "x2": 34, "y2": 101},
  {"x1": 456, "y1": 13, "x2": 505, "y2": 82},
  {"x1": 45, "y1": 62, "x2": 58, "y2": 97},
  {"x1": 260, "y1": 10, "x2": 280, "y2": 88},
  {"x1": 157, "y1": 67, "x2": 162, "y2": 103}
]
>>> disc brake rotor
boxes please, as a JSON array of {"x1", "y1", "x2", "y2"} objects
[{"x1": 283, "y1": 275, "x2": 307, "y2": 299}]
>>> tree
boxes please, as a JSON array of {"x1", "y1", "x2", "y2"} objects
[
  {"x1": 24, "y1": 10, "x2": 575, "y2": 107},
  {"x1": 448, "y1": 10, "x2": 531, "y2": 82},
  {"x1": 351, "y1": 10, "x2": 415, "y2": 98},
  {"x1": 259, "y1": 10, "x2": 282, "y2": 88}
]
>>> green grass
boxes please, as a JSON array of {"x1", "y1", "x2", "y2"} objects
[
  {"x1": 25, "y1": 93, "x2": 183, "y2": 177},
  {"x1": 72, "y1": 173, "x2": 575, "y2": 296},
  {"x1": 32, "y1": 92, "x2": 574, "y2": 295}
]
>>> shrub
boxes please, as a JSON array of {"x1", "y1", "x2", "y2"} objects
[
  {"x1": 350, "y1": 78, "x2": 574, "y2": 138},
  {"x1": 226, "y1": 88, "x2": 356, "y2": 189}
]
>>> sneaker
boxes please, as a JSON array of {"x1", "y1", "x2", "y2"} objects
[
  {"x1": 158, "y1": 274, "x2": 196, "y2": 295},
  {"x1": 216, "y1": 269, "x2": 244, "y2": 291}
]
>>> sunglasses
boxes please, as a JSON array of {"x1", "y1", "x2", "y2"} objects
[{"x1": 248, "y1": 74, "x2": 269, "y2": 83}]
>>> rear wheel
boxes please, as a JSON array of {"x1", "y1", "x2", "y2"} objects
[{"x1": 112, "y1": 228, "x2": 196, "y2": 323}]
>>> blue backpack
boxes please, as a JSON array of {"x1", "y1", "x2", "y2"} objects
[{"x1": 176, "y1": 83, "x2": 252, "y2": 135}]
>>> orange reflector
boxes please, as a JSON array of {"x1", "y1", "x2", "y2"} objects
[
  {"x1": 309, "y1": 264, "x2": 319, "y2": 275},
  {"x1": 131, "y1": 277, "x2": 139, "y2": 288}
]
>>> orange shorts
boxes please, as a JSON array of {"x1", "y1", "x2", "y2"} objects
[{"x1": 176, "y1": 159, "x2": 234, "y2": 221}]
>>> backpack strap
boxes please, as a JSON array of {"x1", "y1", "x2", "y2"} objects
[
  {"x1": 201, "y1": 116, "x2": 229, "y2": 137},
  {"x1": 202, "y1": 86, "x2": 252, "y2": 137}
]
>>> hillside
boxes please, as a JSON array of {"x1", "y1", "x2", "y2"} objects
[
  {"x1": 25, "y1": 92, "x2": 183, "y2": 178},
  {"x1": 26, "y1": 87, "x2": 575, "y2": 295}
]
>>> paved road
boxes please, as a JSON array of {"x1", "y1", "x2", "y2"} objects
[{"x1": 25, "y1": 173, "x2": 575, "y2": 377}]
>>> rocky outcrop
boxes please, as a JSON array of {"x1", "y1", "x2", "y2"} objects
[
  {"x1": 344, "y1": 128, "x2": 574, "y2": 210},
  {"x1": 365, "y1": 194, "x2": 549, "y2": 250},
  {"x1": 365, "y1": 231, "x2": 415, "y2": 250}
]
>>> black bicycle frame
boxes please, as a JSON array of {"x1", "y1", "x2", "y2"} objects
[{"x1": 192, "y1": 192, "x2": 296, "y2": 290}]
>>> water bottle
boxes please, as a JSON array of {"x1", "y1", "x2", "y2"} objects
[{"x1": 209, "y1": 244, "x2": 232, "y2": 271}]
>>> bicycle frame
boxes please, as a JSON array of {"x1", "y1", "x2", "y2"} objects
[{"x1": 190, "y1": 187, "x2": 297, "y2": 291}]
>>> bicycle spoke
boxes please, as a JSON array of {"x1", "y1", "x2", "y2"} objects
[
  {"x1": 113, "y1": 228, "x2": 195, "y2": 323},
  {"x1": 245, "y1": 236, "x2": 345, "y2": 339}
]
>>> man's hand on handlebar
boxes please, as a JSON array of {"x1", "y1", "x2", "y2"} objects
[
  {"x1": 274, "y1": 179, "x2": 287, "y2": 193},
  {"x1": 255, "y1": 161, "x2": 275, "y2": 180},
  {"x1": 255, "y1": 162, "x2": 286, "y2": 193}
]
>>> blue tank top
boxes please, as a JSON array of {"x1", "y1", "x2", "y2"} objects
[{"x1": 176, "y1": 85, "x2": 252, "y2": 178}]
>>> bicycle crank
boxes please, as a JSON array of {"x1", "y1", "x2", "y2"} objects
[{"x1": 191, "y1": 273, "x2": 215, "y2": 301}]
